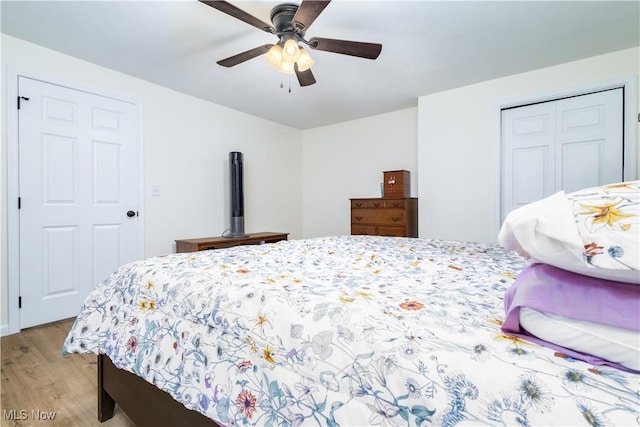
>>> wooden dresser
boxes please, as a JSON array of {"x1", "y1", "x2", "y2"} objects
[{"x1": 350, "y1": 198, "x2": 418, "y2": 237}]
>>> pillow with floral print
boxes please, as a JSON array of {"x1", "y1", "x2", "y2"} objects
[{"x1": 499, "y1": 181, "x2": 639, "y2": 284}]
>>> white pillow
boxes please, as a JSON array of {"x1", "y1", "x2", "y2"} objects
[
  {"x1": 499, "y1": 181, "x2": 639, "y2": 284},
  {"x1": 520, "y1": 308, "x2": 639, "y2": 371}
]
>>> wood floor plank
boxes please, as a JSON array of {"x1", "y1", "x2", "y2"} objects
[{"x1": 1, "y1": 318, "x2": 136, "y2": 427}]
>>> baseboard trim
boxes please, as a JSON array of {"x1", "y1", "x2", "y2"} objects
[{"x1": 1, "y1": 323, "x2": 11, "y2": 337}]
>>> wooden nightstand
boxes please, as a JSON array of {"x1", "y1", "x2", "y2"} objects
[{"x1": 175, "y1": 232, "x2": 289, "y2": 253}]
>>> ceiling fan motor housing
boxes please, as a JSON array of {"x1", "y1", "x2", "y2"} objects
[{"x1": 270, "y1": 3, "x2": 305, "y2": 40}]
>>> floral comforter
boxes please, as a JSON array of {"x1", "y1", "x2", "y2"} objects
[{"x1": 62, "y1": 235, "x2": 640, "y2": 426}]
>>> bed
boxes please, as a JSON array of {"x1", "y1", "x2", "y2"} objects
[{"x1": 63, "y1": 183, "x2": 640, "y2": 427}]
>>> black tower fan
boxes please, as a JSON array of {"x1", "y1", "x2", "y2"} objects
[{"x1": 227, "y1": 152, "x2": 248, "y2": 237}]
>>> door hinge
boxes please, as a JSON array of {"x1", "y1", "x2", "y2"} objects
[
  {"x1": 18, "y1": 296, "x2": 22, "y2": 309},
  {"x1": 18, "y1": 197, "x2": 21, "y2": 209},
  {"x1": 17, "y1": 96, "x2": 30, "y2": 110}
]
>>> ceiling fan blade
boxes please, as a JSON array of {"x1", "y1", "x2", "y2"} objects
[
  {"x1": 292, "y1": 0, "x2": 331, "y2": 32},
  {"x1": 199, "y1": 1, "x2": 275, "y2": 34},
  {"x1": 217, "y1": 44, "x2": 273, "y2": 67},
  {"x1": 308, "y1": 37, "x2": 382, "y2": 59},
  {"x1": 295, "y1": 64, "x2": 316, "y2": 87}
]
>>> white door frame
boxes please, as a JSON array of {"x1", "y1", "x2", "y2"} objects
[
  {"x1": 494, "y1": 76, "x2": 638, "y2": 237},
  {"x1": 5, "y1": 67, "x2": 145, "y2": 335}
]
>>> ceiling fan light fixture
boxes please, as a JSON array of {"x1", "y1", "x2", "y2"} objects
[
  {"x1": 265, "y1": 44, "x2": 284, "y2": 68},
  {"x1": 281, "y1": 61, "x2": 296, "y2": 74},
  {"x1": 266, "y1": 44, "x2": 295, "y2": 74},
  {"x1": 282, "y1": 38, "x2": 301, "y2": 63},
  {"x1": 296, "y1": 48, "x2": 314, "y2": 72}
]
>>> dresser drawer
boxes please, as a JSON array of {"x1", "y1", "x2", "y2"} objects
[
  {"x1": 351, "y1": 199, "x2": 407, "y2": 209},
  {"x1": 351, "y1": 225, "x2": 377, "y2": 235},
  {"x1": 351, "y1": 209, "x2": 406, "y2": 226},
  {"x1": 377, "y1": 226, "x2": 407, "y2": 237},
  {"x1": 384, "y1": 199, "x2": 406, "y2": 209}
]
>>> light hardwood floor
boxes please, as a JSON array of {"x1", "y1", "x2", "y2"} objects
[{"x1": 1, "y1": 318, "x2": 136, "y2": 427}]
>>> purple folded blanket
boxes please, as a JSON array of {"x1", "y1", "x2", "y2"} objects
[{"x1": 502, "y1": 262, "x2": 640, "y2": 372}]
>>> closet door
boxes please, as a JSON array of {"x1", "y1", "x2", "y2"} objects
[
  {"x1": 501, "y1": 88, "x2": 623, "y2": 221},
  {"x1": 555, "y1": 90, "x2": 623, "y2": 192},
  {"x1": 501, "y1": 101, "x2": 556, "y2": 219}
]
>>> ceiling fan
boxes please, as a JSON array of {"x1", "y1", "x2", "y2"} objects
[{"x1": 199, "y1": 0, "x2": 382, "y2": 87}]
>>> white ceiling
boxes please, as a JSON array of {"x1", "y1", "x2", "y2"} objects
[{"x1": 2, "y1": 0, "x2": 638, "y2": 129}]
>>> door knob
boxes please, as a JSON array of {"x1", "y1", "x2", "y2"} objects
[{"x1": 126, "y1": 210, "x2": 136, "y2": 218}]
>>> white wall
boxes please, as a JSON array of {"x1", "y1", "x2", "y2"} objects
[
  {"x1": 418, "y1": 47, "x2": 640, "y2": 243},
  {"x1": 1, "y1": 34, "x2": 303, "y2": 329},
  {"x1": 302, "y1": 108, "x2": 418, "y2": 237},
  {"x1": 142, "y1": 91, "x2": 303, "y2": 254}
]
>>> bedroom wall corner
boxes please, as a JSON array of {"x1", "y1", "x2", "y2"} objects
[
  {"x1": 417, "y1": 47, "x2": 640, "y2": 244},
  {"x1": 301, "y1": 107, "x2": 418, "y2": 238}
]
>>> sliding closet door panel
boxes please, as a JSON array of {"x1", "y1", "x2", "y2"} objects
[
  {"x1": 501, "y1": 102, "x2": 555, "y2": 218},
  {"x1": 556, "y1": 88, "x2": 623, "y2": 192}
]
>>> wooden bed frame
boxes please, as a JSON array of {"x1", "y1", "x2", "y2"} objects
[{"x1": 98, "y1": 354, "x2": 218, "y2": 426}]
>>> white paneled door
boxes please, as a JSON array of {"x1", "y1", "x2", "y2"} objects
[
  {"x1": 501, "y1": 88, "x2": 623, "y2": 221},
  {"x1": 18, "y1": 77, "x2": 141, "y2": 329}
]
